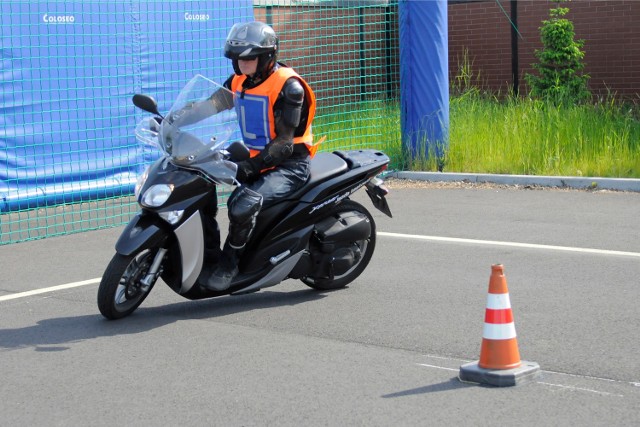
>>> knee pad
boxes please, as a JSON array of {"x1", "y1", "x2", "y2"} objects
[
  {"x1": 228, "y1": 186, "x2": 263, "y2": 224},
  {"x1": 227, "y1": 187, "x2": 263, "y2": 249}
]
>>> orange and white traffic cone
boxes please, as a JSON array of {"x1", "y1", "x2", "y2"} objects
[
  {"x1": 459, "y1": 264, "x2": 540, "y2": 387},
  {"x1": 479, "y1": 264, "x2": 521, "y2": 370}
]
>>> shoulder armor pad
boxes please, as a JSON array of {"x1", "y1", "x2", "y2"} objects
[{"x1": 282, "y1": 78, "x2": 304, "y2": 105}]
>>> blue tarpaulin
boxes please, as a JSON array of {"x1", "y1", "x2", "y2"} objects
[
  {"x1": 399, "y1": 0, "x2": 449, "y2": 162},
  {"x1": 0, "y1": 1, "x2": 253, "y2": 212}
]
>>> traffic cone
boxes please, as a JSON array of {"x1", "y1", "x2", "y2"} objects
[
  {"x1": 479, "y1": 264, "x2": 521, "y2": 369},
  {"x1": 459, "y1": 264, "x2": 540, "y2": 387}
]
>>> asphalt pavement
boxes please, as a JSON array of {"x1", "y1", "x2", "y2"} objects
[{"x1": 1, "y1": 185, "x2": 639, "y2": 426}]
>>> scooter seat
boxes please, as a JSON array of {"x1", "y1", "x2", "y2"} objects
[
  {"x1": 306, "y1": 152, "x2": 349, "y2": 188},
  {"x1": 262, "y1": 152, "x2": 348, "y2": 207},
  {"x1": 251, "y1": 151, "x2": 352, "y2": 245}
]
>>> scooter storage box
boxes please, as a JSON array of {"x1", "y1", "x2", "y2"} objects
[{"x1": 315, "y1": 211, "x2": 371, "y2": 253}]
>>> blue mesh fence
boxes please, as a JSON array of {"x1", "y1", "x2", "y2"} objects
[{"x1": 0, "y1": 0, "x2": 400, "y2": 245}]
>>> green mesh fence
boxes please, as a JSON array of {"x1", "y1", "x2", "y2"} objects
[{"x1": 0, "y1": 0, "x2": 400, "y2": 245}]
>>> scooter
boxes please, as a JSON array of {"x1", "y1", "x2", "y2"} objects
[{"x1": 97, "y1": 75, "x2": 392, "y2": 320}]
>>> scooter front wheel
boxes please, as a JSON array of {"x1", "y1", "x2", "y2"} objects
[{"x1": 97, "y1": 249, "x2": 158, "y2": 320}]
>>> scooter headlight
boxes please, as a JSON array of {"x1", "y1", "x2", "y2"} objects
[{"x1": 141, "y1": 184, "x2": 174, "y2": 207}]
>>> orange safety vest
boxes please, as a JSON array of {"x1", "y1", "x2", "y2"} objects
[{"x1": 231, "y1": 66, "x2": 317, "y2": 158}]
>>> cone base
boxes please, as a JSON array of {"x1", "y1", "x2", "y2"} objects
[{"x1": 458, "y1": 360, "x2": 541, "y2": 387}]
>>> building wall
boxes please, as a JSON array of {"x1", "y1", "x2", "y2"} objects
[
  {"x1": 448, "y1": 0, "x2": 640, "y2": 98},
  {"x1": 254, "y1": 5, "x2": 400, "y2": 104},
  {"x1": 252, "y1": 1, "x2": 638, "y2": 99}
]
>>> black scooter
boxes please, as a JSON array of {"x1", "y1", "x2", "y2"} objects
[{"x1": 97, "y1": 75, "x2": 392, "y2": 319}]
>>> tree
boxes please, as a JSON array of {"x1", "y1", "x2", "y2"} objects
[{"x1": 526, "y1": 0, "x2": 590, "y2": 104}]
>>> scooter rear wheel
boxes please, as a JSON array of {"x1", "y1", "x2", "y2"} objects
[
  {"x1": 97, "y1": 249, "x2": 157, "y2": 320},
  {"x1": 302, "y1": 200, "x2": 376, "y2": 291}
]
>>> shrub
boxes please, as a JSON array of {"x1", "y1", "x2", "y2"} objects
[{"x1": 526, "y1": 0, "x2": 590, "y2": 104}]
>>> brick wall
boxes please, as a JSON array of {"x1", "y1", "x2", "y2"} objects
[
  {"x1": 254, "y1": 6, "x2": 400, "y2": 104},
  {"x1": 250, "y1": 2, "x2": 637, "y2": 99},
  {"x1": 448, "y1": 0, "x2": 640, "y2": 98}
]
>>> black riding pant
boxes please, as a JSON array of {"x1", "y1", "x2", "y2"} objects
[{"x1": 227, "y1": 155, "x2": 310, "y2": 248}]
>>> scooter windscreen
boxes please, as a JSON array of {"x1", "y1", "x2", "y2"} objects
[{"x1": 137, "y1": 75, "x2": 240, "y2": 185}]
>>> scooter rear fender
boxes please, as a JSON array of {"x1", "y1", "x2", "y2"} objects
[{"x1": 115, "y1": 212, "x2": 169, "y2": 256}]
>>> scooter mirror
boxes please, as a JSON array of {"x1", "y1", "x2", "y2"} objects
[{"x1": 132, "y1": 94, "x2": 161, "y2": 116}]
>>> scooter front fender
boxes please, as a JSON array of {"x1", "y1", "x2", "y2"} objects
[{"x1": 115, "y1": 212, "x2": 168, "y2": 256}]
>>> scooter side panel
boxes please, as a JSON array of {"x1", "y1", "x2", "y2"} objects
[
  {"x1": 250, "y1": 150, "x2": 387, "y2": 243},
  {"x1": 174, "y1": 212, "x2": 205, "y2": 294},
  {"x1": 242, "y1": 225, "x2": 314, "y2": 272},
  {"x1": 231, "y1": 250, "x2": 304, "y2": 295}
]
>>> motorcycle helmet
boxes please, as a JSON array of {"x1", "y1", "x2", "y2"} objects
[{"x1": 224, "y1": 21, "x2": 279, "y2": 79}]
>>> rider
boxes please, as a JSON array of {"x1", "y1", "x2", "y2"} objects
[{"x1": 186, "y1": 21, "x2": 317, "y2": 291}]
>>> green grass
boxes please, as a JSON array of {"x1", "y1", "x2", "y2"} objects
[
  {"x1": 446, "y1": 92, "x2": 640, "y2": 177},
  {"x1": 315, "y1": 93, "x2": 640, "y2": 178}
]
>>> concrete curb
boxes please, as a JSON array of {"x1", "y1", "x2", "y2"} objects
[{"x1": 390, "y1": 171, "x2": 640, "y2": 192}]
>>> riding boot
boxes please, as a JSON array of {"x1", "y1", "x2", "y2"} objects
[
  {"x1": 201, "y1": 186, "x2": 262, "y2": 291},
  {"x1": 202, "y1": 240, "x2": 242, "y2": 291}
]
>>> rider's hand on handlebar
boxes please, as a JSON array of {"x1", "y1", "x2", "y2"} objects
[{"x1": 235, "y1": 159, "x2": 260, "y2": 184}]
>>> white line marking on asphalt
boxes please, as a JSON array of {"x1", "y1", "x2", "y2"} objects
[
  {"x1": 537, "y1": 382, "x2": 624, "y2": 397},
  {"x1": 378, "y1": 232, "x2": 640, "y2": 258},
  {"x1": 423, "y1": 353, "x2": 472, "y2": 362},
  {"x1": 419, "y1": 355, "x2": 640, "y2": 389},
  {"x1": 417, "y1": 363, "x2": 459, "y2": 372},
  {"x1": 3, "y1": 232, "x2": 638, "y2": 303},
  {"x1": 543, "y1": 369, "x2": 617, "y2": 382},
  {"x1": 0, "y1": 278, "x2": 101, "y2": 302},
  {"x1": 544, "y1": 370, "x2": 640, "y2": 388}
]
